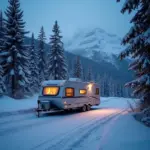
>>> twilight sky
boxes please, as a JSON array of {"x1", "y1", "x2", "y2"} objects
[{"x1": 0, "y1": 0, "x2": 133, "y2": 40}]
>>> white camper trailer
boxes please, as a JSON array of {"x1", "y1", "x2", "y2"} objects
[{"x1": 36, "y1": 78, "x2": 100, "y2": 117}]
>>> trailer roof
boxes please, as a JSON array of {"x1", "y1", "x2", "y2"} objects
[
  {"x1": 42, "y1": 80, "x2": 66, "y2": 86},
  {"x1": 42, "y1": 78, "x2": 99, "y2": 87}
]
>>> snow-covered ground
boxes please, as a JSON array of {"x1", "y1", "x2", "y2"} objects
[
  {"x1": 0, "y1": 96, "x2": 149, "y2": 150},
  {"x1": 0, "y1": 95, "x2": 38, "y2": 113}
]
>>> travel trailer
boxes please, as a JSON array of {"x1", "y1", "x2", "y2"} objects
[{"x1": 36, "y1": 78, "x2": 100, "y2": 117}]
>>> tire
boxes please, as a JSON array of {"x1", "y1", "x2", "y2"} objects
[
  {"x1": 86, "y1": 105, "x2": 91, "y2": 111},
  {"x1": 81, "y1": 105, "x2": 87, "y2": 112}
]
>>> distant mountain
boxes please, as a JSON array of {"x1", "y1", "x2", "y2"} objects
[
  {"x1": 24, "y1": 32, "x2": 133, "y2": 85},
  {"x1": 64, "y1": 28, "x2": 125, "y2": 67}
]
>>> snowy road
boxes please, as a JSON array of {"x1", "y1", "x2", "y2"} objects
[{"x1": 0, "y1": 98, "x2": 150, "y2": 150}]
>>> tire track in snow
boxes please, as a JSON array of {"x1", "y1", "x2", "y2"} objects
[
  {"x1": 0, "y1": 100, "x2": 107, "y2": 126},
  {"x1": 0, "y1": 113, "x2": 35, "y2": 126},
  {"x1": 0, "y1": 108, "x2": 35, "y2": 118},
  {"x1": 47, "y1": 109, "x2": 126, "y2": 150},
  {"x1": 0, "y1": 114, "x2": 65, "y2": 136},
  {"x1": 0, "y1": 109, "x2": 109, "y2": 136},
  {"x1": 31, "y1": 109, "x2": 126, "y2": 150}
]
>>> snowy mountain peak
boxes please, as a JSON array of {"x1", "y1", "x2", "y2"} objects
[{"x1": 65, "y1": 27, "x2": 124, "y2": 65}]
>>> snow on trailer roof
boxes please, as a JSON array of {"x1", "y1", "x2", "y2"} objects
[
  {"x1": 42, "y1": 80, "x2": 66, "y2": 86},
  {"x1": 42, "y1": 78, "x2": 82, "y2": 86}
]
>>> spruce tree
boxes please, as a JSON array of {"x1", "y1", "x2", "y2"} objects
[
  {"x1": 73, "y1": 56, "x2": 82, "y2": 79},
  {"x1": 30, "y1": 33, "x2": 39, "y2": 92},
  {"x1": 47, "y1": 21, "x2": 68, "y2": 80},
  {"x1": 0, "y1": 10, "x2": 4, "y2": 49},
  {"x1": 0, "y1": 65, "x2": 6, "y2": 95},
  {"x1": 3, "y1": 0, "x2": 29, "y2": 98},
  {"x1": 82, "y1": 67, "x2": 86, "y2": 81},
  {"x1": 118, "y1": 0, "x2": 150, "y2": 105},
  {"x1": 87, "y1": 66, "x2": 92, "y2": 81},
  {"x1": 0, "y1": 10, "x2": 6, "y2": 70},
  {"x1": 38, "y1": 26, "x2": 46, "y2": 84},
  {"x1": 100, "y1": 76, "x2": 104, "y2": 96}
]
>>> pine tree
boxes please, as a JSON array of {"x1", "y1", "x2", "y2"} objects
[
  {"x1": 61, "y1": 45, "x2": 68, "y2": 79},
  {"x1": 109, "y1": 77, "x2": 114, "y2": 97},
  {"x1": 73, "y1": 56, "x2": 82, "y2": 79},
  {"x1": 100, "y1": 76, "x2": 105, "y2": 97},
  {"x1": 23, "y1": 45, "x2": 33, "y2": 95},
  {"x1": 38, "y1": 26, "x2": 46, "y2": 84},
  {"x1": 0, "y1": 10, "x2": 6, "y2": 70},
  {"x1": 0, "y1": 10, "x2": 4, "y2": 49},
  {"x1": 0, "y1": 65, "x2": 6, "y2": 95},
  {"x1": 104, "y1": 75, "x2": 109, "y2": 97},
  {"x1": 118, "y1": 0, "x2": 150, "y2": 105},
  {"x1": 30, "y1": 33, "x2": 39, "y2": 92},
  {"x1": 68, "y1": 59, "x2": 74, "y2": 78},
  {"x1": 87, "y1": 66, "x2": 92, "y2": 81},
  {"x1": 3, "y1": 0, "x2": 29, "y2": 98},
  {"x1": 82, "y1": 67, "x2": 86, "y2": 81},
  {"x1": 47, "y1": 21, "x2": 68, "y2": 80}
]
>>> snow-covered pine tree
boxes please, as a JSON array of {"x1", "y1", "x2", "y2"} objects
[
  {"x1": 0, "y1": 10, "x2": 4, "y2": 49},
  {"x1": 82, "y1": 67, "x2": 86, "y2": 81},
  {"x1": 30, "y1": 33, "x2": 39, "y2": 92},
  {"x1": 0, "y1": 10, "x2": 6, "y2": 69},
  {"x1": 108, "y1": 77, "x2": 114, "y2": 97},
  {"x1": 103, "y1": 75, "x2": 109, "y2": 97},
  {"x1": 87, "y1": 66, "x2": 92, "y2": 82},
  {"x1": 100, "y1": 76, "x2": 105, "y2": 97},
  {"x1": 68, "y1": 59, "x2": 74, "y2": 78},
  {"x1": 0, "y1": 65, "x2": 6, "y2": 96},
  {"x1": 118, "y1": 0, "x2": 150, "y2": 105},
  {"x1": 38, "y1": 26, "x2": 46, "y2": 84},
  {"x1": 116, "y1": 83, "x2": 120, "y2": 97},
  {"x1": 22, "y1": 45, "x2": 33, "y2": 96},
  {"x1": 3, "y1": 0, "x2": 29, "y2": 98},
  {"x1": 47, "y1": 21, "x2": 68, "y2": 80},
  {"x1": 73, "y1": 56, "x2": 82, "y2": 79},
  {"x1": 61, "y1": 45, "x2": 68, "y2": 80}
]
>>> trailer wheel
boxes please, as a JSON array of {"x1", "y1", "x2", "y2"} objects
[
  {"x1": 81, "y1": 105, "x2": 87, "y2": 112},
  {"x1": 86, "y1": 105, "x2": 91, "y2": 111}
]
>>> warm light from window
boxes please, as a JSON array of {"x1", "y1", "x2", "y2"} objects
[
  {"x1": 88, "y1": 84, "x2": 93, "y2": 91},
  {"x1": 43, "y1": 87, "x2": 59, "y2": 95},
  {"x1": 80, "y1": 89, "x2": 87, "y2": 95},
  {"x1": 65, "y1": 88, "x2": 74, "y2": 97}
]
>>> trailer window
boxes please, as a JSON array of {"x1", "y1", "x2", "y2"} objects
[
  {"x1": 79, "y1": 89, "x2": 87, "y2": 95},
  {"x1": 65, "y1": 88, "x2": 74, "y2": 97},
  {"x1": 43, "y1": 86, "x2": 59, "y2": 96},
  {"x1": 96, "y1": 88, "x2": 99, "y2": 95}
]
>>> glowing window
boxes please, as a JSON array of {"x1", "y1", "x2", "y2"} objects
[
  {"x1": 65, "y1": 88, "x2": 74, "y2": 97},
  {"x1": 79, "y1": 89, "x2": 87, "y2": 95},
  {"x1": 96, "y1": 88, "x2": 99, "y2": 95},
  {"x1": 43, "y1": 87, "x2": 59, "y2": 96}
]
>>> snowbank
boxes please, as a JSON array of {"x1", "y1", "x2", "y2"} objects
[
  {"x1": 94, "y1": 97, "x2": 137, "y2": 110},
  {"x1": 0, "y1": 95, "x2": 38, "y2": 113},
  {"x1": 134, "y1": 107, "x2": 150, "y2": 127}
]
